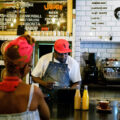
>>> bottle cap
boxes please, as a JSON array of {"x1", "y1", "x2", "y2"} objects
[
  {"x1": 76, "y1": 85, "x2": 80, "y2": 89},
  {"x1": 84, "y1": 85, "x2": 88, "y2": 89}
]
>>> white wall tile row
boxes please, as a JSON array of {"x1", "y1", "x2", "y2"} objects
[
  {"x1": 80, "y1": 43, "x2": 120, "y2": 60},
  {"x1": 97, "y1": 49, "x2": 106, "y2": 52},
  {"x1": 89, "y1": 48, "x2": 98, "y2": 53}
]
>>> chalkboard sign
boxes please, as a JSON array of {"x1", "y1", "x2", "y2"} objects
[{"x1": 0, "y1": 1, "x2": 67, "y2": 32}]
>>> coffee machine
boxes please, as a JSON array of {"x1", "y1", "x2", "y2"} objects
[
  {"x1": 101, "y1": 60, "x2": 120, "y2": 85},
  {"x1": 83, "y1": 53, "x2": 98, "y2": 84}
]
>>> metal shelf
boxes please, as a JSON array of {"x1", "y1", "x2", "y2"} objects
[
  {"x1": 0, "y1": 35, "x2": 73, "y2": 41},
  {"x1": 80, "y1": 40, "x2": 120, "y2": 43}
]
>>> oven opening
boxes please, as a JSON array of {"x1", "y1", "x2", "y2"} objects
[{"x1": 38, "y1": 43, "x2": 54, "y2": 58}]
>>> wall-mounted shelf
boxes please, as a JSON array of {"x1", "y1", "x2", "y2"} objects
[
  {"x1": 80, "y1": 40, "x2": 120, "y2": 44},
  {"x1": 0, "y1": 35, "x2": 74, "y2": 41}
]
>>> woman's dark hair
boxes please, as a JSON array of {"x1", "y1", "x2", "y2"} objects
[{"x1": 4, "y1": 45, "x2": 20, "y2": 73}]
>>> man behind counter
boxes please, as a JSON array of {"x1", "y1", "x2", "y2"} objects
[{"x1": 32, "y1": 39, "x2": 81, "y2": 92}]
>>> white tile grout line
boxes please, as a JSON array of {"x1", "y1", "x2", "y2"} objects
[{"x1": 90, "y1": 97, "x2": 120, "y2": 101}]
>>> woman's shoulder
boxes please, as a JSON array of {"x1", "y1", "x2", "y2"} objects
[
  {"x1": 32, "y1": 85, "x2": 44, "y2": 98},
  {"x1": 17, "y1": 82, "x2": 31, "y2": 93},
  {"x1": 19, "y1": 82, "x2": 31, "y2": 88},
  {"x1": 19, "y1": 83, "x2": 44, "y2": 99}
]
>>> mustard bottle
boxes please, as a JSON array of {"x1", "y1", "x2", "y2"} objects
[
  {"x1": 74, "y1": 85, "x2": 81, "y2": 110},
  {"x1": 82, "y1": 85, "x2": 89, "y2": 110}
]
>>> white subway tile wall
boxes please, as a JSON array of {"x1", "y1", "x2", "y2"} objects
[
  {"x1": 76, "y1": 0, "x2": 120, "y2": 39},
  {"x1": 75, "y1": 0, "x2": 120, "y2": 65}
]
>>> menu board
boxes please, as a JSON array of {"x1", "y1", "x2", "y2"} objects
[
  {"x1": 0, "y1": 1, "x2": 67, "y2": 32},
  {"x1": 0, "y1": 8, "x2": 18, "y2": 30}
]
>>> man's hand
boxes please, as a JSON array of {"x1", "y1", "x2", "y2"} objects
[
  {"x1": 44, "y1": 81, "x2": 55, "y2": 89},
  {"x1": 71, "y1": 82, "x2": 81, "y2": 89},
  {"x1": 32, "y1": 76, "x2": 55, "y2": 90}
]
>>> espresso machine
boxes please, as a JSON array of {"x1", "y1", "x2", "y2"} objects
[
  {"x1": 83, "y1": 53, "x2": 98, "y2": 84},
  {"x1": 101, "y1": 60, "x2": 120, "y2": 85}
]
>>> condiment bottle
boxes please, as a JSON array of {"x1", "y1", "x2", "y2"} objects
[
  {"x1": 82, "y1": 85, "x2": 89, "y2": 110},
  {"x1": 74, "y1": 85, "x2": 81, "y2": 110}
]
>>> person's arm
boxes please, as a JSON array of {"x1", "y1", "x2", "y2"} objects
[
  {"x1": 35, "y1": 86, "x2": 50, "y2": 120},
  {"x1": 71, "y1": 81, "x2": 81, "y2": 89},
  {"x1": 32, "y1": 76, "x2": 54, "y2": 89},
  {"x1": 69, "y1": 57, "x2": 82, "y2": 89}
]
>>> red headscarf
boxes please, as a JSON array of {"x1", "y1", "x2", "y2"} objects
[{"x1": 5, "y1": 36, "x2": 35, "y2": 63}]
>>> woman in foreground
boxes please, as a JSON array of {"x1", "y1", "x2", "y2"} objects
[{"x1": 0, "y1": 34, "x2": 50, "y2": 120}]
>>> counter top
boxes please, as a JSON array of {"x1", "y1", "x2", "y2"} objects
[
  {"x1": 47, "y1": 100, "x2": 120, "y2": 120},
  {"x1": 83, "y1": 83, "x2": 120, "y2": 90}
]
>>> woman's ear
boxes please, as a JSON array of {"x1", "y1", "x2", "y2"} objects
[{"x1": 20, "y1": 64, "x2": 31, "y2": 79}]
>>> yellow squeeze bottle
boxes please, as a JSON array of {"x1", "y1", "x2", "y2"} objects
[
  {"x1": 74, "y1": 86, "x2": 81, "y2": 110},
  {"x1": 82, "y1": 85, "x2": 89, "y2": 110}
]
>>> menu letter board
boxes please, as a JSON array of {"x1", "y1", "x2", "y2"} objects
[{"x1": 0, "y1": 1, "x2": 67, "y2": 32}]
